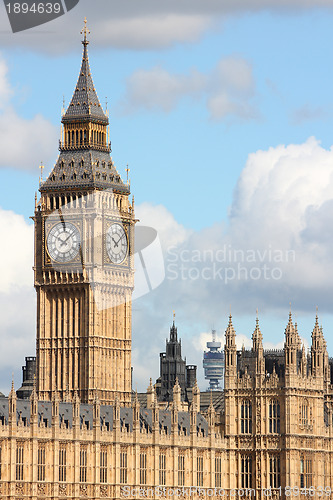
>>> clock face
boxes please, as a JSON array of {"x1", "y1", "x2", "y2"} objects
[
  {"x1": 47, "y1": 222, "x2": 81, "y2": 263},
  {"x1": 106, "y1": 223, "x2": 128, "y2": 264}
]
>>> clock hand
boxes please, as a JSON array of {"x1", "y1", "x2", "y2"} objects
[
  {"x1": 112, "y1": 237, "x2": 119, "y2": 248},
  {"x1": 60, "y1": 233, "x2": 72, "y2": 247}
]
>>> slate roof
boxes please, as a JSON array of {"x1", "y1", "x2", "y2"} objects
[
  {"x1": 120, "y1": 406, "x2": 133, "y2": 432},
  {"x1": 0, "y1": 399, "x2": 8, "y2": 425},
  {"x1": 0, "y1": 397, "x2": 211, "y2": 435},
  {"x1": 40, "y1": 32, "x2": 129, "y2": 195},
  {"x1": 62, "y1": 37, "x2": 108, "y2": 124},
  {"x1": 40, "y1": 150, "x2": 130, "y2": 194},
  {"x1": 186, "y1": 390, "x2": 225, "y2": 414},
  {"x1": 38, "y1": 401, "x2": 52, "y2": 428},
  {"x1": 100, "y1": 405, "x2": 113, "y2": 431},
  {"x1": 134, "y1": 390, "x2": 225, "y2": 414}
]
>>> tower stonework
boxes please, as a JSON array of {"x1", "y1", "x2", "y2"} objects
[{"x1": 33, "y1": 28, "x2": 135, "y2": 405}]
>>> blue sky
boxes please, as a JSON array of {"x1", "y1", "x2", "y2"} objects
[{"x1": 0, "y1": 1, "x2": 333, "y2": 393}]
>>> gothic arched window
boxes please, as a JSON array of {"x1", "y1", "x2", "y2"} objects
[
  {"x1": 269, "y1": 400, "x2": 280, "y2": 433},
  {"x1": 240, "y1": 455, "x2": 252, "y2": 489},
  {"x1": 301, "y1": 401, "x2": 309, "y2": 426},
  {"x1": 269, "y1": 455, "x2": 281, "y2": 488},
  {"x1": 241, "y1": 400, "x2": 252, "y2": 434}
]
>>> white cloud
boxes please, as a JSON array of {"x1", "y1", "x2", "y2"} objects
[
  {"x1": 0, "y1": 0, "x2": 332, "y2": 51},
  {"x1": 2, "y1": 137, "x2": 332, "y2": 393},
  {"x1": 0, "y1": 54, "x2": 58, "y2": 171},
  {"x1": 0, "y1": 58, "x2": 12, "y2": 109},
  {"x1": 0, "y1": 107, "x2": 58, "y2": 171},
  {"x1": 0, "y1": 208, "x2": 35, "y2": 394},
  {"x1": 122, "y1": 67, "x2": 206, "y2": 113},
  {"x1": 122, "y1": 57, "x2": 256, "y2": 120},
  {"x1": 136, "y1": 202, "x2": 192, "y2": 248},
  {"x1": 134, "y1": 137, "x2": 333, "y2": 319},
  {"x1": 123, "y1": 137, "x2": 333, "y2": 389},
  {"x1": 94, "y1": 14, "x2": 213, "y2": 50},
  {"x1": 0, "y1": 208, "x2": 34, "y2": 292}
]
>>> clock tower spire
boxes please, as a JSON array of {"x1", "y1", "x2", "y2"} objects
[{"x1": 34, "y1": 24, "x2": 135, "y2": 406}]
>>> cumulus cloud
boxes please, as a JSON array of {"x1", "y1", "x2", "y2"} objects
[
  {"x1": 0, "y1": 55, "x2": 58, "y2": 171},
  {"x1": 0, "y1": 0, "x2": 332, "y2": 51},
  {"x1": 0, "y1": 58, "x2": 12, "y2": 109},
  {"x1": 0, "y1": 208, "x2": 35, "y2": 395},
  {"x1": 122, "y1": 67, "x2": 206, "y2": 113},
  {"x1": 122, "y1": 57, "x2": 256, "y2": 120},
  {"x1": 131, "y1": 137, "x2": 333, "y2": 389},
  {"x1": 2, "y1": 137, "x2": 333, "y2": 393},
  {"x1": 0, "y1": 208, "x2": 34, "y2": 292},
  {"x1": 136, "y1": 202, "x2": 192, "y2": 248}
]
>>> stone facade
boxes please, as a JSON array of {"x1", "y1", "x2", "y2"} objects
[{"x1": 1, "y1": 24, "x2": 333, "y2": 500}]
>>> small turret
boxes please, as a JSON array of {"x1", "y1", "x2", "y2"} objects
[
  {"x1": 208, "y1": 392, "x2": 216, "y2": 435},
  {"x1": 311, "y1": 312, "x2": 325, "y2": 377},
  {"x1": 284, "y1": 311, "x2": 298, "y2": 377},
  {"x1": 252, "y1": 312, "x2": 264, "y2": 378},
  {"x1": 147, "y1": 378, "x2": 155, "y2": 408},
  {"x1": 8, "y1": 377, "x2": 16, "y2": 427},
  {"x1": 301, "y1": 344, "x2": 307, "y2": 377},
  {"x1": 192, "y1": 379, "x2": 200, "y2": 413},
  {"x1": 172, "y1": 378, "x2": 181, "y2": 412},
  {"x1": 224, "y1": 314, "x2": 237, "y2": 388}
]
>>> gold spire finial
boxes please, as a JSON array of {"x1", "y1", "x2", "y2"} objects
[
  {"x1": 39, "y1": 162, "x2": 44, "y2": 184},
  {"x1": 173, "y1": 310, "x2": 176, "y2": 322},
  {"x1": 81, "y1": 17, "x2": 90, "y2": 44},
  {"x1": 126, "y1": 164, "x2": 130, "y2": 184}
]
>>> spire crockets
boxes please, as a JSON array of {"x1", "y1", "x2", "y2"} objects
[
  {"x1": 62, "y1": 19, "x2": 108, "y2": 126},
  {"x1": 225, "y1": 314, "x2": 236, "y2": 349},
  {"x1": 284, "y1": 310, "x2": 299, "y2": 378},
  {"x1": 170, "y1": 314, "x2": 178, "y2": 342},
  {"x1": 224, "y1": 314, "x2": 237, "y2": 387},
  {"x1": 252, "y1": 311, "x2": 264, "y2": 377},
  {"x1": 311, "y1": 311, "x2": 325, "y2": 377},
  {"x1": 40, "y1": 23, "x2": 129, "y2": 194},
  {"x1": 284, "y1": 310, "x2": 296, "y2": 347},
  {"x1": 252, "y1": 310, "x2": 263, "y2": 351}
]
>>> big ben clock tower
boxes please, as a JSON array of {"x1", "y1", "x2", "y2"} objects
[{"x1": 33, "y1": 22, "x2": 135, "y2": 406}]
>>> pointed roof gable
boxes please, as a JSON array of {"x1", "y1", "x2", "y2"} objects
[
  {"x1": 252, "y1": 314, "x2": 263, "y2": 351},
  {"x1": 40, "y1": 23, "x2": 130, "y2": 195},
  {"x1": 311, "y1": 312, "x2": 325, "y2": 351},
  {"x1": 284, "y1": 311, "x2": 296, "y2": 347},
  {"x1": 311, "y1": 313, "x2": 321, "y2": 338},
  {"x1": 225, "y1": 314, "x2": 236, "y2": 348},
  {"x1": 62, "y1": 23, "x2": 108, "y2": 124}
]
